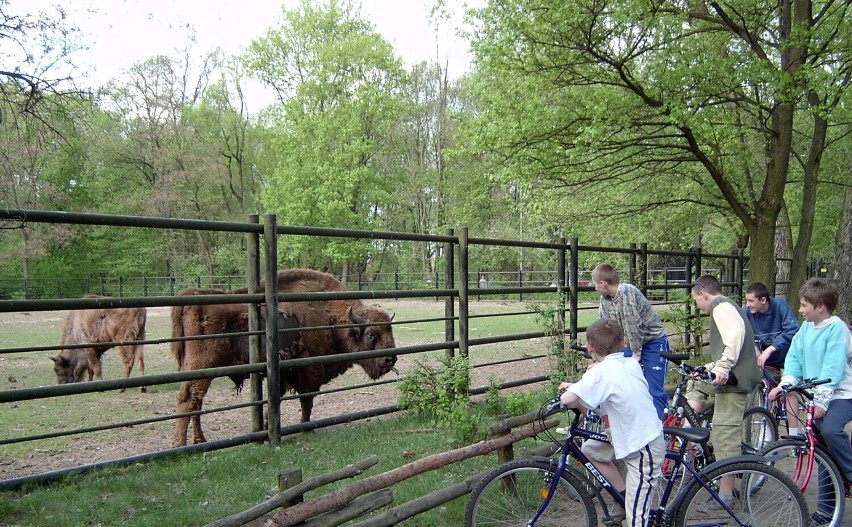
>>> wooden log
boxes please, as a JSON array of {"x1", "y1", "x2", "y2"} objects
[
  {"x1": 347, "y1": 474, "x2": 483, "y2": 527},
  {"x1": 204, "y1": 456, "x2": 380, "y2": 527},
  {"x1": 263, "y1": 419, "x2": 558, "y2": 527},
  {"x1": 301, "y1": 489, "x2": 394, "y2": 527},
  {"x1": 487, "y1": 409, "x2": 545, "y2": 436},
  {"x1": 277, "y1": 469, "x2": 303, "y2": 508}
]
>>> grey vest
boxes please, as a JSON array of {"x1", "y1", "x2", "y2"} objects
[{"x1": 709, "y1": 296, "x2": 760, "y2": 394}]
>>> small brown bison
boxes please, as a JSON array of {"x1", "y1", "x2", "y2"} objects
[
  {"x1": 171, "y1": 269, "x2": 398, "y2": 446},
  {"x1": 50, "y1": 295, "x2": 147, "y2": 393}
]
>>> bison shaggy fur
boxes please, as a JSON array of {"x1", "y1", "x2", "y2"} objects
[
  {"x1": 50, "y1": 294, "x2": 147, "y2": 393},
  {"x1": 171, "y1": 269, "x2": 398, "y2": 446}
]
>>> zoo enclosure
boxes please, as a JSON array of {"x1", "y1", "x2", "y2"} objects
[{"x1": 0, "y1": 209, "x2": 747, "y2": 490}]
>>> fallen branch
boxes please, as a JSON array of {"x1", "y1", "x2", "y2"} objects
[
  {"x1": 263, "y1": 419, "x2": 558, "y2": 527},
  {"x1": 348, "y1": 474, "x2": 483, "y2": 527},
  {"x1": 205, "y1": 456, "x2": 380, "y2": 527}
]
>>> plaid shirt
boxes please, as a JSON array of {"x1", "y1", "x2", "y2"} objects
[{"x1": 598, "y1": 283, "x2": 666, "y2": 356}]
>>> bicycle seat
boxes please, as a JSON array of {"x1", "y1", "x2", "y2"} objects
[{"x1": 663, "y1": 426, "x2": 710, "y2": 444}]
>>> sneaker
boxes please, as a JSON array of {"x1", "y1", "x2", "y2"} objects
[
  {"x1": 555, "y1": 427, "x2": 569, "y2": 435},
  {"x1": 602, "y1": 506, "x2": 626, "y2": 525},
  {"x1": 809, "y1": 511, "x2": 833, "y2": 526},
  {"x1": 696, "y1": 492, "x2": 735, "y2": 514}
]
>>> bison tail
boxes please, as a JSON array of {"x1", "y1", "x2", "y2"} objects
[{"x1": 171, "y1": 305, "x2": 186, "y2": 370}]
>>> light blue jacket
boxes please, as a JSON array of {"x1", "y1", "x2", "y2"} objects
[{"x1": 781, "y1": 316, "x2": 852, "y2": 411}]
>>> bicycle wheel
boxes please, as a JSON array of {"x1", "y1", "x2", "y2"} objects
[
  {"x1": 742, "y1": 407, "x2": 778, "y2": 454},
  {"x1": 672, "y1": 460, "x2": 807, "y2": 527},
  {"x1": 759, "y1": 439, "x2": 846, "y2": 527},
  {"x1": 747, "y1": 382, "x2": 767, "y2": 409},
  {"x1": 465, "y1": 459, "x2": 596, "y2": 527}
]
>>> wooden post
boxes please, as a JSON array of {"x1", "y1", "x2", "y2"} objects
[{"x1": 278, "y1": 468, "x2": 304, "y2": 508}]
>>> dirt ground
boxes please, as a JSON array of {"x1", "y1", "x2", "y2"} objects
[{"x1": 0, "y1": 300, "x2": 550, "y2": 481}]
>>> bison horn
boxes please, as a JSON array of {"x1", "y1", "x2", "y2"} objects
[{"x1": 347, "y1": 306, "x2": 367, "y2": 325}]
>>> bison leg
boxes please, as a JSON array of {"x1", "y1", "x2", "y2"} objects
[
  {"x1": 173, "y1": 379, "x2": 212, "y2": 447},
  {"x1": 85, "y1": 348, "x2": 103, "y2": 381},
  {"x1": 299, "y1": 395, "x2": 315, "y2": 423},
  {"x1": 118, "y1": 345, "x2": 146, "y2": 393}
]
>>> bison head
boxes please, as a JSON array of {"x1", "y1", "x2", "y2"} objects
[
  {"x1": 50, "y1": 353, "x2": 83, "y2": 384},
  {"x1": 346, "y1": 305, "x2": 398, "y2": 379}
]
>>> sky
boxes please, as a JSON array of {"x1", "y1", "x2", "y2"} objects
[{"x1": 23, "y1": 0, "x2": 479, "y2": 112}]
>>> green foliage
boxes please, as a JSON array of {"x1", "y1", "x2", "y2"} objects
[
  {"x1": 530, "y1": 295, "x2": 584, "y2": 389},
  {"x1": 398, "y1": 355, "x2": 480, "y2": 442}
]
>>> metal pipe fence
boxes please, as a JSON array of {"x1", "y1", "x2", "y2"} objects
[{"x1": 0, "y1": 208, "x2": 739, "y2": 489}]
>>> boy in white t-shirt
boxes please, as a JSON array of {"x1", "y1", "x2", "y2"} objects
[{"x1": 560, "y1": 319, "x2": 666, "y2": 527}]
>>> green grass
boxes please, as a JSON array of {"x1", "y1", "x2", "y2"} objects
[{"x1": 0, "y1": 395, "x2": 552, "y2": 526}]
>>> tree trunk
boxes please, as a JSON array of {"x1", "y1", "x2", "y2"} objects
[
  {"x1": 788, "y1": 103, "x2": 828, "y2": 313},
  {"x1": 774, "y1": 203, "x2": 793, "y2": 300},
  {"x1": 747, "y1": 213, "x2": 779, "y2": 291},
  {"x1": 833, "y1": 183, "x2": 852, "y2": 323}
]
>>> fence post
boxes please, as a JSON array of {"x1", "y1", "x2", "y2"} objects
[
  {"x1": 143, "y1": 276, "x2": 148, "y2": 297},
  {"x1": 569, "y1": 237, "x2": 579, "y2": 341},
  {"x1": 444, "y1": 229, "x2": 455, "y2": 359},
  {"x1": 56, "y1": 278, "x2": 61, "y2": 299},
  {"x1": 640, "y1": 242, "x2": 648, "y2": 297},
  {"x1": 517, "y1": 269, "x2": 523, "y2": 303},
  {"x1": 118, "y1": 276, "x2": 124, "y2": 297},
  {"x1": 458, "y1": 227, "x2": 469, "y2": 358},
  {"x1": 629, "y1": 243, "x2": 637, "y2": 284},
  {"x1": 247, "y1": 214, "x2": 264, "y2": 434},
  {"x1": 737, "y1": 249, "x2": 745, "y2": 297},
  {"x1": 557, "y1": 237, "x2": 567, "y2": 351},
  {"x1": 263, "y1": 214, "x2": 282, "y2": 446}
]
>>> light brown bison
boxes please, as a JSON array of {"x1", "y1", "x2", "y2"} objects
[
  {"x1": 50, "y1": 295, "x2": 147, "y2": 393},
  {"x1": 171, "y1": 269, "x2": 398, "y2": 446}
]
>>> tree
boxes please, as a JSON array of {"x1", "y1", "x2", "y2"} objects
[
  {"x1": 0, "y1": 1, "x2": 84, "y2": 126},
  {"x1": 245, "y1": 0, "x2": 406, "y2": 280},
  {"x1": 468, "y1": 0, "x2": 851, "y2": 294}
]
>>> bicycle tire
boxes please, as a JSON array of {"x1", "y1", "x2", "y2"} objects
[
  {"x1": 464, "y1": 459, "x2": 596, "y2": 527},
  {"x1": 742, "y1": 406, "x2": 778, "y2": 454},
  {"x1": 759, "y1": 439, "x2": 846, "y2": 527},
  {"x1": 747, "y1": 382, "x2": 767, "y2": 409},
  {"x1": 672, "y1": 459, "x2": 808, "y2": 527}
]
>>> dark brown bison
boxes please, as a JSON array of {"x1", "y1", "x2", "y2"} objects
[
  {"x1": 171, "y1": 290, "x2": 299, "y2": 446},
  {"x1": 171, "y1": 269, "x2": 398, "y2": 446},
  {"x1": 50, "y1": 295, "x2": 147, "y2": 393}
]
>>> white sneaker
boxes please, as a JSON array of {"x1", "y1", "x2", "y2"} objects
[{"x1": 555, "y1": 427, "x2": 569, "y2": 435}]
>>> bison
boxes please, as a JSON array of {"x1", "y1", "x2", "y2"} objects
[
  {"x1": 50, "y1": 295, "x2": 147, "y2": 393},
  {"x1": 171, "y1": 269, "x2": 398, "y2": 446}
]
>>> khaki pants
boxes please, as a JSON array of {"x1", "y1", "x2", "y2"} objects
[{"x1": 684, "y1": 383, "x2": 747, "y2": 460}]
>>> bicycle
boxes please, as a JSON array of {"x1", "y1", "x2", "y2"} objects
[
  {"x1": 464, "y1": 394, "x2": 808, "y2": 526},
  {"x1": 746, "y1": 340, "x2": 799, "y2": 438},
  {"x1": 659, "y1": 352, "x2": 777, "y2": 469},
  {"x1": 758, "y1": 378, "x2": 850, "y2": 527}
]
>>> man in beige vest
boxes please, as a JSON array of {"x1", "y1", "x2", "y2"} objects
[{"x1": 688, "y1": 275, "x2": 760, "y2": 512}]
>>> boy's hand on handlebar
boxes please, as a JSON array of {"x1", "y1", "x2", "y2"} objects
[
  {"x1": 557, "y1": 382, "x2": 573, "y2": 394},
  {"x1": 768, "y1": 386, "x2": 784, "y2": 400}
]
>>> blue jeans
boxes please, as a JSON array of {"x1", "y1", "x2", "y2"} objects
[
  {"x1": 623, "y1": 336, "x2": 670, "y2": 420},
  {"x1": 818, "y1": 398, "x2": 852, "y2": 481}
]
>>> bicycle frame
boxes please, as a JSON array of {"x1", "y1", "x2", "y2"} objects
[{"x1": 531, "y1": 408, "x2": 744, "y2": 527}]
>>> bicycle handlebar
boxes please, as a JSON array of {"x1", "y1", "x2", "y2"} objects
[{"x1": 779, "y1": 378, "x2": 832, "y2": 399}]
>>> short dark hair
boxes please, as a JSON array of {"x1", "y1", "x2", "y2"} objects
[
  {"x1": 799, "y1": 278, "x2": 838, "y2": 313},
  {"x1": 692, "y1": 275, "x2": 721, "y2": 295},
  {"x1": 746, "y1": 282, "x2": 770, "y2": 300},
  {"x1": 586, "y1": 319, "x2": 624, "y2": 356}
]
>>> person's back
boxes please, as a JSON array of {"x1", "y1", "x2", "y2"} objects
[{"x1": 559, "y1": 319, "x2": 664, "y2": 527}]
